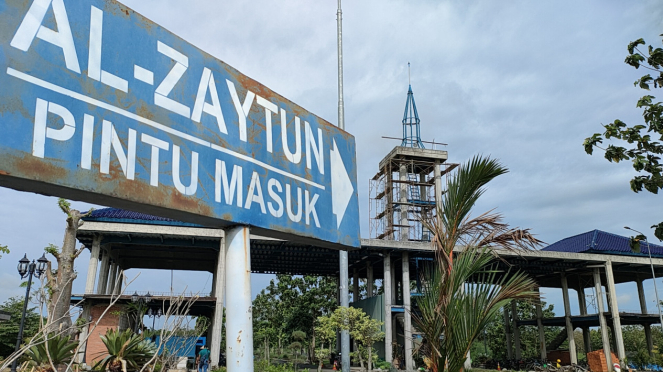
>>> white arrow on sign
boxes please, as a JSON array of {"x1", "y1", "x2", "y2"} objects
[{"x1": 331, "y1": 139, "x2": 354, "y2": 228}]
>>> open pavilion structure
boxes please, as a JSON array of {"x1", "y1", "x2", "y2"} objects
[{"x1": 73, "y1": 208, "x2": 663, "y2": 370}]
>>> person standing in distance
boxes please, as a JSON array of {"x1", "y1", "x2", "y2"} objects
[{"x1": 197, "y1": 345, "x2": 211, "y2": 372}]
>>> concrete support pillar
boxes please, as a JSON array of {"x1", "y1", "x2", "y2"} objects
[
  {"x1": 561, "y1": 273, "x2": 578, "y2": 364},
  {"x1": 211, "y1": 236, "x2": 226, "y2": 367},
  {"x1": 511, "y1": 301, "x2": 522, "y2": 360},
  {"x1": 637, "y1": 277, "x2": 654, "y2": 356},
  {"x1": 97, "y1": 247, "x2": 110, "y2": 295},
  {"x1": 594, "y1": 268, "x2": 613, "y2": 372},
  {"x1": 402, "y1": 252, "x2": 413, "y2": 371},
  {"x1": 225, "y1": 226, "x2": 252, "y2": 372},
  {"x1": 605, "y1": 261, "x2": 626, "y2": 365},
  {"x1": 107, "y1": 261, "x2": 117, "y2": 295},
  {"x1": 503, "y1": 306, "x2": 513, "y2": 359},
  {"x1": 383, "y1": 253, "x2": 393, "y2": 363},
  {"x1": 77, "y1": 304, "x2": 91, "y2": 363},
  {"x1": 85, "y1": 236, "x2": 101, "y2": 294},
  {"x1": 367, "y1": 262, "x2": 374, "y2": 298},
  {"x1": 399, "y1": 164, "x2": 409, "y2": 241},
  {"x1": 434, "y1": 161, "x2": 442, "y2": 212},
  {"x1": 113, "y1": 268, "x2": 123, "y2": 295},
  {"x1": 535, "y1": 289, "x2": 547, "y2": 360},
  {"x1": 577, "y1": 287, "x2": 592, "y2": 353},
  {"x1": 353, "y1": 267, "x2": 359, "y2": 302}
]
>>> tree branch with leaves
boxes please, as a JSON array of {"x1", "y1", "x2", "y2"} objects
[{"x1": 583, "y1": 34, "x2": 663, "y2": 241}]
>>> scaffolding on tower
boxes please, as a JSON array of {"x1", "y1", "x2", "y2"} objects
[{"x1": 369, "y1": 68, "x2": 458, "y2": 241}]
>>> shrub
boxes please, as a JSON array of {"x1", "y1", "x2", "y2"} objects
[
  {"x1": 94, "y1": 329, "x2": 157, "y2": 372},
  {"x1": 25, "y1": 334, "x2": 78, "y2": 372}
]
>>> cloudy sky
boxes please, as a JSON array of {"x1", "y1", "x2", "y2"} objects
[{"x1": 1, "y1": 0, "x2": 662, "y2": 317}]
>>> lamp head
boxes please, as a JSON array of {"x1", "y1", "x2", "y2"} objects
[
  {"x1": 36, "y1": 254, "x2": 48, "y2": 277},
  {"x1": 17, "y1": 254, "x2": 30, "y2": 278},
  {"x1": 131, "y1": 291, "x2": 139, "y2": 303}
]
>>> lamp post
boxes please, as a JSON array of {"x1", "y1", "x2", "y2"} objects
[
  {"x1": 147, "y1": 307, "x2": 162, "y2": 331},
  {"x1": 11, "y1": 254, "x2": 48, "y2": 372},
  {"x1": 625, "y1": 226, "x2": 663, "y2": 328},
  {"x1": 131, "y1": 291, "x2": 152, "y2": 333}
]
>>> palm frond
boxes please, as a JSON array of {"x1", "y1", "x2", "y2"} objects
[{"x1": 415, "y1": 155, "x2": 541, "y2": 372}]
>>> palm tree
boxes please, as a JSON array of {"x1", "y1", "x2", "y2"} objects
[{"x1": 414, "y1": 155, "x2": 542, "y2": 372}]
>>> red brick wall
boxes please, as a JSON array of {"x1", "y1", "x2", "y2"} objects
[
  {"x1": 85, "y1": 304, "x2": 124, "y2": 364},
  {"x1": 587, "y1": 350, "x2": 618, "y2": 372}
]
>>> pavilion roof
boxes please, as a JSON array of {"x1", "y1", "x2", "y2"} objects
[{"x1": 542, "y1": 229, "x2": 663, "y2": 258}]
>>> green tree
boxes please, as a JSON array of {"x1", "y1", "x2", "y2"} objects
[
  {"x1": 583, "y1": 34, "x2": 663, "y2": 241},
  {"x1": 351, "y1": 312, "x2": 383, "y2": 372},
  {"x1": 414, "y1": 156, "x2": 541, "y2": 372},
  {"x1": 0, "y1": 297, "x2": 41, "y2": 358},
  {"x1": 0, "y1": 244, "x2": 9, "y2": 259},
  {"x1": 252, "y1": 275, "x2": 337, "y2": 362},
  {"x1": 314, "y1": 315, "x2": 336, "y2": 372},
  {"x1": 317, "y1": 307, "x2": 384, "y2": 372}
]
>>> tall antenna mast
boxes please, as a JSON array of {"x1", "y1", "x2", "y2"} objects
[{"x1": 336, "y1": 2, "x2": 350, "y2": 372}]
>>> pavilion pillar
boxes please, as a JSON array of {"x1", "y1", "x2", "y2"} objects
[
  {"x1": 367, "y1": 262, "x2": 374, "y2": 298},
  {"x1": 535, "y1": 289, "x2": 547, "y2": 360},
  {"x1": 402, "y1": 252, "x2": 414, "y2": 370},
  {"x1": 577, "y1": 286, "x2": 592, "y2": 353},
  {"x1": 210, "y1": 236, "x2": 226, "y2": 368},
  {"x1": 637, "y1": 277, "x2": 654, "y2": 356},
  {"x1": 594, "y1": 268, "x2": 613, "y2": 372},
  {"x1": 384, "y1": 253, "x2": 393, "y2": 363},
  {"x1": 605, "y1": 261, "x2": 626, "y2": 366},
  {"x1": 503, "y1": 305, "x2": 513, "y2": 359},
  {"x1": 434, "y1": 161, "x2": 442, "y2": 211},
  {"x1": 107, "y1": 261, "x2": 117, "y2": 295},
  {"x1": 77, "y1": 305, "x2": 91, "y2": 363},
  {"x1": 113, "y1": 268, "x2": 123, "y2": 295},
  {"x1": 353, "y1": 267, "x2": 360, "y2": 302},
  {"x1": 97, "y1": 247, "x2": 110, "y2": 295},
  {"x1": 561, "y1": 273, "x2": 578, "y2": 364},
  {"x1": 85, "y1": 235, "x2": 101, "y2": 294},
  {"x1": 511, "y1": 301, "x2": 522, "y2": 360}
]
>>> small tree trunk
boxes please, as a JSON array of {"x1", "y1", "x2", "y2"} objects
[
  {"x1": 354, "y1": 340, "x2": 365, "y2": 370},
  {"x1": 310, "y1": 331, "x2": 315, "y2": 363},
  {"x1": 368, "y1": 345, "x2": 372, "y2": 372},
  {"x1": 47, "y1": 204, "x2": 89, "y2": 333},
  {"x1": 317, "y1": 343, "x2": 324, "y2": 372}
]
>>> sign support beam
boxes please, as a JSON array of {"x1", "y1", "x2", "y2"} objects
[{"x1": 225, "y1": 226, "x2": 253, "y2": 372}]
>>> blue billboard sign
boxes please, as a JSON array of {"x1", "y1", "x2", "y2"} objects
[{"x1": 0, "y1": 0, "x2": 360, "y2": 247}]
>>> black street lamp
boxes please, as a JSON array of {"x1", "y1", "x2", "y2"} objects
[
  {"x1": 131, "y1": 292, "x2": 152, "y2": 333},
  {"x1": 11, "y1": 254, "x2": 48, "y2": 372},
  {"x1": 147, "y1": 307, "x2": 162, "y2": 331}
]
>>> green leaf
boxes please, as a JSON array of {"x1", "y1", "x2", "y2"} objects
[
  {"x1": 652, "y1": 222, "x2": 663, "y2": 242},
  {"x1": 628, "y1": 38, "x2": 646, "y2": 54},
  {"x1": 583, "y1": 134, "x2": 603, "y2": 155}
]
